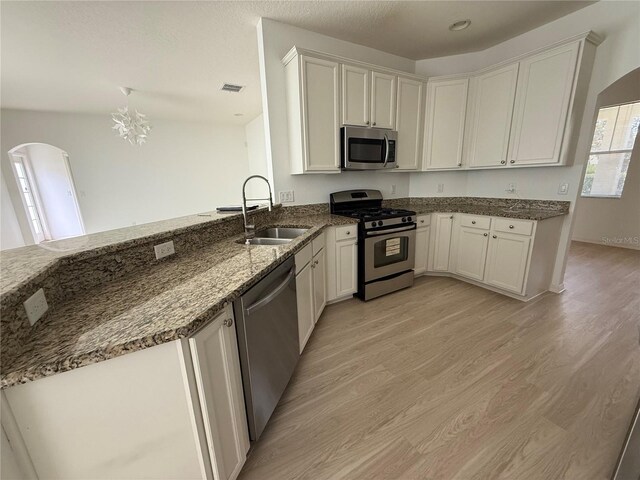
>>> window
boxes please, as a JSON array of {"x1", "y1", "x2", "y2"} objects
[
  {"x1": 581, "y1": 101, "x2": 640, "y2": 198},
  {"x1": 11, "y1": 156, "x2": 47, "y2": 243}
]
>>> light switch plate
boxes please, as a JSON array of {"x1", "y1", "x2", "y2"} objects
[
  {"x1": 558, "y1": 183, "x2": 569, "y2": 195},
  {"x1": 24, "y1": 288, "x2": 49, "y2": 326},
  {"x1": 154, "y1": 240, "x2": 175, "y2": 260},
  {"x1": 506, "y1": 183, "x2": 517, "y2": 193}
]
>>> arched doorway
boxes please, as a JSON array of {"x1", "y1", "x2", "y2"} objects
[{"x1": 7, "y1": 143, "x2": 85, "y2": 243}]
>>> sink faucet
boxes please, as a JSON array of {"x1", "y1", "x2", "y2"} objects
[{"x1": 241, "y1": 175, "x2": 273, "y2": 239}]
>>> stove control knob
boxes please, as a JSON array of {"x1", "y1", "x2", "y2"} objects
[
  {"x1": 402, "y1": 217, "x2": 406, "y2": 222},
  {"x1": 407, "y1": 216, "x2": 412, "y2": 222},
  {"x1": 371, "y1": 221, "x2": 377, "y2": 228},
  {"x1": 378, "y1": 221, "x2": 383, "y2": 227}
]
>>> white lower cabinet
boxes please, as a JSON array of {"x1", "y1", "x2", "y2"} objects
[
  {"x1": 434, "y1": 213, "x2": 563, "y2": 299},
  {"x1": 189, "y1": 310, "x2": 250, "y2": 480},
  {"x1": 484, "y1": 231, "x2": 532, "y2": 294},
  {"x1": 312, "y1": 248, "x2": 327, "y2": 321},
  {"x1": 295, "y1": 236, "x2": 328, "y2": 353},
  {"x1": 326, "y1": 225, "x2": 358, "y2": 301},
  {"x1": 2, "y1": 307, "x2": 249, "y2": 480},
  {"x1": 452, "y1": 217, "x2": 490, "y2": 281},
  {"x1": 414, "y1": 215, "x2": 431, "y2": 275},
  {"x1": 430, "y1": 213, "x2": 454, "y2": 271}
]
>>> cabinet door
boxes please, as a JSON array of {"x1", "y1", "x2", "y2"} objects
[
  {"x1": 371, "y1": 72, "x2": 397, "y2": 129},
  {"x1": 301, "y1": 55, "x2": 341, "y2": 171},
  {"x1": 453, "y1": 226, "x2": 489, "y2": 281},
  {"x1": 312, "y1": 249, "x2": 327, "y2": 322},
  {"x1": 414, "y1": 225, "x2": 430, "y2": 275},
  {"x1": 395, "y1": 77, "x2": 424, "y2": 170},
  {"x1": 467, "y1": 63, "x2": 519, "y2": 168},
  {"x1": 424, "y1": 78, "x2": 469, "y2": 169},
  {"x1": 190, "y1": 312, "x2": 250, "y2": 480},
  {"x1": 485, "y1": 232, "x2": 532, "y2": 294},
  {"x1": 432, "y1": 214, "x2": 453, "y2": 271},
  {"x1": 296, "y1": 263, "x2": 314, "y2": 353},
  {"x1": 508, "y1": 42, "x2": 580, "y2": 166},
  {"x1": 336, "y1": 240, "x2": 357, "y2": 297},
  {"x1": 342, "y1": 64, "x2": 369, "y2": 127}
]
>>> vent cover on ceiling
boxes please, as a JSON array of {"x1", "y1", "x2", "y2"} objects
[{"x1": 221, "y1": 83, "x2": 244, "y2": 93}]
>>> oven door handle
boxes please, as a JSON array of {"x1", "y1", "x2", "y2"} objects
[
  {"x1": 382, "y1": 134, "x2": 390, "y2": 168},
  {"x1": 366, "y1": 225, "x2": 416, "y2": 237}
]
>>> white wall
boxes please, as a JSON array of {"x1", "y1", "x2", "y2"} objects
[
  {"x1": 22, "y1": 143, "x2": 85, "y2": 240},
  {"x1": 244, "y1": 113, "x2": 271, "y2": 200},
  {"x1": 0, "y1": 168, "x2": 25, "y2": 250},
  {"x1": 572, "y1": 69, "x2": 640, "y2": 248},
  {"x1": 1, "y1": 109, "x2": 251, "y2": 242},
  {"x1": 257, "y1": 18, "x2": 416, "y2": 205}
]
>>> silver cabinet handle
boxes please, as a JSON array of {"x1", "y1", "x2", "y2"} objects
[
  {"x1": 223, "y1": 318, "x2": 233, "y2": 328},
  {"x1": 346, "y1": 231, "x2": 351, "y2": 235},
  {"x1": 483, "y1": 233, "x2": 488, "y2": 237},
  {"x1": 449, "y1": 215, "x2": 453, "y2": 219},
  {"x1": 509, "y1": 225, "x2": 514, "y2": 229},
  {"x1": 500, "y1": 160, "x2": 506, "y2": 165},
  {"x1": 471, "y1": 220, "x2": 476, "y2": 224},
  {"x1": 420, "y1": 220, "x2": 425, "y2": 223},
  {"x1": 492, "y1": 235, "x2": 497, "y2": 239},
  {"x1": 373, "y1": 122, "x2": 377, "y2": 126},
  {"x1": 457, "y1": 162, "x2": 462, "y2": 166},
  {"x1": 510, "y1": 160, "x2": 515, "y2": 164},
  {"x1": 365, "y1": 121, "x2": 370, "y2": 125}
]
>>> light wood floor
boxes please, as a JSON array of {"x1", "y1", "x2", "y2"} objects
[{"x1": 239, "y1": 242, "x2": 640, "y2": 480}]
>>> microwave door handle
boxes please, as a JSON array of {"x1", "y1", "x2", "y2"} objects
[{"x1": 383, "y1": 134, "x2": 390, "y2": 167}]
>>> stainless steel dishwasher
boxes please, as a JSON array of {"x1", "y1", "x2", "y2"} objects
[{"x1": 233, "y1": 257, "x2": 299, "y2": 441}]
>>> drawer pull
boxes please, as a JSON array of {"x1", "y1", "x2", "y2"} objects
[
  {"x1": 492, "y1": 235, "x2": 497, "y2": 239},
  {"x1": 420, "y1": 220, "x2": 425, "y2": 223},
  {"x1": 471, "y1": 220, "x2": 476, "y2": 224},
  {"x1": 510, "y1": 160, "x2": 515, "y2": 164},
  {"x1": 346, "y1": 231, "x2": 351, "y2": 235},
  {"x1": 509, "y1": 225, "x2": 514, "y2": 229},
  {"x1": 223, "y1": 318, "x2": 234, "y2": 328},
  {"x1": 500, "y1": 160, "x2": 506, "y2": 165},
  {"x1": 483, "y1": 233, "x2": 488, "y2": 237}
]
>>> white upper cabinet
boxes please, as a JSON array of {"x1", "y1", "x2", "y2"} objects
[
  {"x1": 423, "y1": 78, "x2": 469, "y2": 170},
  {"x1": 466, "y1": 63, "x2": 519, "y2": 168},
  {"x1": 370, "y1": 72, "x2": 397, "y2": 129},
  {"x1": 395, "y1": 77, "x2": 424, "y2": 170},
  {"x1": 285, "y1": 52, "x2": 341, "y2": 174},
  {"x1": 508, "y1": 41, "x2": 581, "y2": 166},
  {"x1": 341, "y1": 64, "x2": 370, "y2": 127}
]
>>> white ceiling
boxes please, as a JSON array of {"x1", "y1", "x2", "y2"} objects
[{"x1": 1, "y1": 1, "x2": 594, "y2": 124}]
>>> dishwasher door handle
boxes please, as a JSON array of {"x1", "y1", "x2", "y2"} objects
[{"x1": 245, "y1": 268, "x2": 295, "y2": 316}]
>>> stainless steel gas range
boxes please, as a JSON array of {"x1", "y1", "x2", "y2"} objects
[{"x1": 330, "y1": 189, "x2": 416, "y2": 301}]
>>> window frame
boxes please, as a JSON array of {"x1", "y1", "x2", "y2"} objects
[{"x1": 581, "y1": 100, "x2": 639, "y2": 199}]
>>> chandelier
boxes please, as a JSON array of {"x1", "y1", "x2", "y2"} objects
[{"x1": 111, "y1": 87, "x2": 152, "y2": 146}]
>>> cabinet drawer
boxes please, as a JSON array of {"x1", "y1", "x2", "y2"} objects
[
  {"x1": 312, "y1": 232, "x2": 325, "y2": 255},
  {"x1": 493, "y1": 218, "x2": 534, "y2": 236},
  {"x1": 416, "y1": 215, "x2": 431, "y2": 227},
  {"x1": 335, "y1": 225, "x2": 357, "y2": 242},
  {"x1": 295, "y1": 243, "x2": 312, "y2": 273},
  {"x1": 460, "y1": 215, "x2": 490, "y2": 230}
]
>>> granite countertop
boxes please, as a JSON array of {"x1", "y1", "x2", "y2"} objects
[
  {"x1": 0, "y1": 209, "x2": 243, "y2": 298},
  {"x1": 0, "y1": 213, "x2": 356, "y2": 389},
  {"x1": 408, "y1": 204, "x2": 567, "y2": 221}
]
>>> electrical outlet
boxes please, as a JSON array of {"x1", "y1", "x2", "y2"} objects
[
  {"x1": 24, "y1": 288, "x2": 49, "y2": 326},
  {"x1": 506, "y1": 183, "x2": 517, "y2": 193},
  {"x1": 278, "y1": 191, "x2": 295, "y2": 203},
  {"x1": 558, "y1": 183, "x2": 569, "y2": 195},
  {"x1": 437, "y1": 183, "x2": 445, "y2": 193},
  {"x1": 391, "y1": 184, "x2": 397, "y2": 195},
  {"x1": 154, "y1": 240, "x2": 175, "y2": 260}
]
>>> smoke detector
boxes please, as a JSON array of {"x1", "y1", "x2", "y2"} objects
[{"x1": 221, "y1": 83, "x2": 244, "y2": 93}]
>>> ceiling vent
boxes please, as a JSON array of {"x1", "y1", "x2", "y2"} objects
[{"x1": 221, "y1": 83, "x2": 244, "y2": 93}]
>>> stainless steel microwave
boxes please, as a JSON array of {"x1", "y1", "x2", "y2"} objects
[{"x1": 341, "y1": 127, "x2": 397, "y2": 170}]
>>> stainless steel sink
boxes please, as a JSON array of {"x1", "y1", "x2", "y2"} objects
[
  {"x1": 238, "y1": 238, "x2": 292, "y2": 246},
  {"x1": 253, "y1": 227, "x2": 308, "y2": 239}
]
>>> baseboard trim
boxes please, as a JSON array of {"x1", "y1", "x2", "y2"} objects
[
  {"x1": 572, "y1": 237, "x2": 640, "y2": 250},
  {"x1": 549, "y1": 283, "x2": 565, "y2": 294}
]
